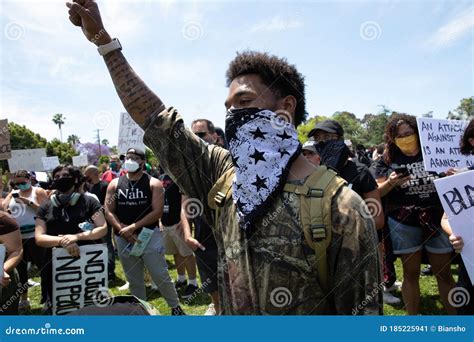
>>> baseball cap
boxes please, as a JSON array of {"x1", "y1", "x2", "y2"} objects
[
  {"x1": 308, "y1": 120, "x2": 344, "y2": 138},
  {"x1": 126, "y1": 148, "x2": 146, "y2": 160}
]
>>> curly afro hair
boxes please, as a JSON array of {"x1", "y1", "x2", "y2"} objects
[
  {"x1": 383, "y1": 113, "x2": 419, "y2": 164},
  {"x1": 226, "y1": 51, "x2": 307, "y2": 126}
]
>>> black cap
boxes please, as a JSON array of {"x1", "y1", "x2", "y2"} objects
[
  {"x1": 308, "y1": 120, "x2": 344, "y2": 138},
  {"x1": 126, "y1": 148, "x2": 146, "y2": 160}
]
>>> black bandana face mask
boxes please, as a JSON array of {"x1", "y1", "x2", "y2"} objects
[{"x1": 225, "y1": 108, "x2": 301, "y2": 230}]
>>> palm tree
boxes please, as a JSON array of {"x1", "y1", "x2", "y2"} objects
[
  {"x1": 52, "y1": 113, "x2": 66, "y2": 142},
  {"x1": 67, "y1": 134, "x2": 80, "y2": 145},
  {"x1": 101, "y1": 139, "x2": 109, "y2": 146}
]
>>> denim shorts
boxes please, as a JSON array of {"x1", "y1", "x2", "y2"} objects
[{"x1": 387, "y1": 217, "x2": 453, "y2": 255}]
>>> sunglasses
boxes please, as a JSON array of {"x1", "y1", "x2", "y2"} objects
[{"x1": 195, "y1": 132, "x2": 209, "y2": 138}]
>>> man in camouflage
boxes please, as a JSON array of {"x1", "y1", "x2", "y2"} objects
[{"x1": 67, "y1": 0, "x2": 382, "y2": 315}]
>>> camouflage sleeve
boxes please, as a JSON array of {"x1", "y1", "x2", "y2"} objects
[
  {"x1": 143, "y1": 107, "x2": 233, "y2": 223},
  {"x1": 328, "y1": 186, "x2": 383, "y2": 315}
]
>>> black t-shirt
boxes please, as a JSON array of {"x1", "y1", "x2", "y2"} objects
[
  {"x1": 0, "y1": 212, "x2": 19, "y2": 235},
  {"x1": 159, "y1": 174, "x2": 181, "y2": 227},
  {"x1": 90, "y1": 181, "x2": 109, "y2": 205},
  {"x1": 115, "y1": 174, "x2": 153, "y2": 228},
  {"x1": 36, "y1": 194, "x2": 102, "y2": 241},
  {"x1": 374, "y1": 152, "x2": 442, "y2": 217},
  {"x1": 340, "y1": 160, "x2": 378, "y2": 197}
]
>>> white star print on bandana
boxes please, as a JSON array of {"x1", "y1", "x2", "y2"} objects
[{"x1": 225, "y1": 108, "x2": 301, "y2": 230}]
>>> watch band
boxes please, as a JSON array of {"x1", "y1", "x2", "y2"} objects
[{"x1": 97, "y1": 38, "x2": 122, "y2": 56}]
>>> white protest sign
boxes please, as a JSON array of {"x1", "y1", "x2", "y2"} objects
[
  {"x1": 118, "y1": 112, "x2": 145, "y2": 154},
  {"x1": 434, "y1": 171, "x2": 474, "y2": 283},
  {"x1": 7, "y1": 149, "x2": 47, "y2": 172},
  {"x1": 417, "y1": 117, "x2": 472, "y2": 173},
  {"x1": 52, "y1": 244, "x2": 108, "y2": 315},
  {"x1": 42, "y1": 156, "x2": 60, "y2": 171},
  {"x1": 72, "y1": 155, "x2": 89, "y2": 167},
  {"x1": 0, "y1": 244, "x2": 5, "y2": 285}
]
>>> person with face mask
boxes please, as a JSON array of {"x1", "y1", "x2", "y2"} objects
[
  {"x1": 375, "y1": 114, "x2": 456, "y2": 315},
  {"x1": 67, "y1": 1, "x2": 380, "y2": 315},
  {"x1": 3, "y1": 170, "x2": 48, "y2": 311},
  {"x1": 35, "y1": 165, "x2": 107, "y2": 313},
  {"x1": 101, "y1": 155, "x2": 125, "y2": 183},
  {"x1": 104, "y1": 148, "x2": 184, "y2": 315}
]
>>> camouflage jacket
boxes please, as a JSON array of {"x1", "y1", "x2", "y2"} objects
[{"x1": 144, "y1": 107, "x2": 382, "y2": 315}]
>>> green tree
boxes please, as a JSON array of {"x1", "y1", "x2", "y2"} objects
[
  {"x1": 296, "y1": 115, "x2": 330, "y2": 143},
  {"x1": 447, "y1": 97, "x2": 474, "y2": 120},
  {"x1": 361, "y1": 112, "x2": 389, "y2": 146},
  {"x1": 52, "y1": 113, "x2": 66, "y2": 142},
  {"x1": 145, "y1": 147, "x2": 158, "y2": 166},
  {"x1": 67, "y1": 134, "x2": 80, "y2": 145},
  {"x1": 46, "y1": 138, "x2": 78, "y2": 164},
  {"x1": 331, "y1": 111, "x2": 364, "y2": 145},
  {"x1": 101, "y1": 139, "x2": 109, "y2": 146}
]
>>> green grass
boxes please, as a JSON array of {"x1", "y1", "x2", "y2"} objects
[{"x1": 23, "y1": 257, "x2": 456, "y2": 315}]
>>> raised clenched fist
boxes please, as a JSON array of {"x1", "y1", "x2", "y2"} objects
[{"x1": 66, "y1": 0, "x2": 111, "y2": 46}]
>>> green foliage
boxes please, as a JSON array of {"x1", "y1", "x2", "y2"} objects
[
  {"x1": 67, "y1": 134, "x2": 80, "y2": 145},
  {"x1": 297, "y1": 115, "x2": 329, "y2": 143},
  {"x1": 99, "y1": 155, "x2": 110, "y2": 165},
  {"x1": 145, "y1": 147, "x2": 158, "y2": 166},
  {"x1": 447, "y1": 96, "x2": 474, "y2": 120},
  {"x1": 52, "y1": 113, "x2": 66, "y2": 141},
  {"x1": 46, "y1": 138, "x2": 78, "y2": 164},
  {"x1": 101, "y1": 139, "x2": 110, "y2": 146}
]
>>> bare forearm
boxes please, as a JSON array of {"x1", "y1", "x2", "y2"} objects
[
  {"x1": 36, "y1": 234, "x2": 61, "y2": 248},
  {"x1": 105, "y1": 210, "x2": 122, "y2": 233},
  {"x1": 103, "y1": 50, "x2": 165, "y2": 129},
  {"x1": 376, "y1": 179, "x2": 393, "y2": 197},
  {"x1": 135, "y1": 209, "x2": 161, "y2": 230},
  {"x1": 4, "y1": 251, "x2": 22, "y2": 273},
  {"x1": 77, "y1": 225, "x2": 107, "y2": 241}
]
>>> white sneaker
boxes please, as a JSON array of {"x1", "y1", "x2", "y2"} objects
[
  {"x1": 118, "y1": 282, "x2": 130, "y2": 291},
  {"x1": 383, "y1": 292, "x2": 401, "y2": 304},
  {"x1": 27, "y1": 279, "x2": 40, "y2": 287},
  {"x1": 384, "y1": 280, "x2": 402, "y2": 292},
  {"x1": 150, "y1": 281, "x2": 158, "y2": 291},
  {"x1": 204, "y1": 303, "x2": 216, "y2": 316}
]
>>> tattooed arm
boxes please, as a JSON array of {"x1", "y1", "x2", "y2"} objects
[{"x1": 66, "y1": 0, "x2": 163, "y2": 128}]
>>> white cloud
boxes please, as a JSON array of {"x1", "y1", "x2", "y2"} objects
[
  {"x1": 427, "y1": 6, "x2": 474, "y2": 50},
  {"x1": 250, "y1": 15, "x2": 303, "y2": 33}
]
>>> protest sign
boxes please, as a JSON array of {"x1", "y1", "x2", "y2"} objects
[
  {"x1": 0, "y1": 244, "x2": 5, "y2": 285},
  {"x1": 118, "y1": 112, "x2": 145, "y2": 154},
  {"x1": 434, "y1": 171, "x2": 474, "y2": 283},
  {"x1": 7, "y1": 149, "x2": 47, "y2": 172},
  {"x1": 72, "y1": 155, "x2": 89, "y2": 167},
  {"x1": 42, "y1": 156, "x2": 60, "y2": 171},
  {"x1": 417, "y1": 117, "x2": 472, "y2": 173},
  {"x1": 52, "y1": 244, "x2": 108, "y2": 315},
  {"x1": 0, "y1": 120, "x2": 11, "y2": 160}
]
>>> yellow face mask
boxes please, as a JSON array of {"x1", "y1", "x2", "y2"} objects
[{"x1": 395, "y1": 134, "x2": 419, "y2": 155}]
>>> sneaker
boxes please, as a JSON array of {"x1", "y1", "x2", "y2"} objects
[
  {"x1": 118, "y1": 281, "x2": 130, "y2": 291},
  {"x1": 171, "y1": 306, "x2": 186, "y2": 316},
  {"x1": 18, "y1": 299, "x2": 31, "y2": 311},
  {"x1": 421, "y1": 265, "x2": 433, "y2": 276},
  {"x1": 204, "y1": 303, "x2": 216, "y2": 316},
  {"x1": 150, "y1": 280, "x2": 159, "y2": 291},
  {"x1": 27, "y1": 279, "x2": 40, "y2": 288},
  {"x1": 181, "y1": 284, "x2": 199, "y2": 299},
  {"x1": 383, "y1": 292, "x2": 401, "y2": 305},
  {"x1": 41, "y1": 301, "x2": 52, "y2": 315},
  {"x1": 175, "y1": 280, "x2": 187, "y2": 289},
  {"x1": 384, "y1": 280, "x2": 402, "y2": 292}
]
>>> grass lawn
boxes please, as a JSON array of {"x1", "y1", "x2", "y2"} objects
[{"x1": 22, "y1": 256, "x2": 457, "y2": 316}]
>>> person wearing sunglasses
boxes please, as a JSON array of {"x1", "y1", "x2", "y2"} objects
[
  {"x1": 3, "y1": 170, "x2": 48, "y2": 312},
  {"x1": 191, "y1": 119, "x2": 218, "y2": 145}
]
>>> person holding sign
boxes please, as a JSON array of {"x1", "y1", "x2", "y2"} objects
[
  {"x1": 3, "y1": 170, "x2": 48, "y2": 311},
  {"x1": 0, "y1": 212, "x2": 23, "y2": 315},
  {"x1": 35, "y1": 165, "x2": 107, "y2": 313},
  {"x1": 375, "y1": 114, "x2": 456, "y2": 315}
]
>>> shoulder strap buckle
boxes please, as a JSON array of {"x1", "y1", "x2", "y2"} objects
[
  {"x1": 307, "y1": 188, "x2": 324, "y2": 198},
  {"x1": 311, "y1": 224, "x2": 327, "y2": 241},
  {"x1": 214, "y1": 191, "x2": 226, "y2": 207}
]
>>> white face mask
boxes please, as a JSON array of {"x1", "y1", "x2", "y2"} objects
[{"x1": 123, "y1": 159, "x2": 140, "y2": 173}]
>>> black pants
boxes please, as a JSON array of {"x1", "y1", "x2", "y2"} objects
[
  {"x1": 17, "y1": 237, "x2": 47, "y2": 303},
  {"x1": 104, "y1": 225, "x2": 116, "y2": 278}
]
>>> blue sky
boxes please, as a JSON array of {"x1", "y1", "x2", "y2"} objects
[{"x1": 1, "y1": 0, "x2": 472, "y2": 146}]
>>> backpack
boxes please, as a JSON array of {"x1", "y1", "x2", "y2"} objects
[{"x1": 208, "y1": 165, "x2": 347, "y2": 293}]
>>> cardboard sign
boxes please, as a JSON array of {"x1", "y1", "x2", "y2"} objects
[
  {"x1": 434, "y1": 171, "x2": 474, "y2": 283},
  {"x1": 72, "y1": 155, "x2": 89, "y2": 167},
  {"x1": 52, "y1": 244, "x2": 108, "y2": 315},
  {"x1": 417, "y1": 117, "x2": 472, "y2": 173},
  {"x1": 118, "y1": 112, "x2": 145, "y2": 154},
  {"x1": 0, "y1": 120, "x2": 11, "y2": 160},
  {"x1": 42, "y1": 156, "x2": 60, "y2": 171},
  {"x1": 7, "y1": 149, "x2": 47, "y2": 172}
]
